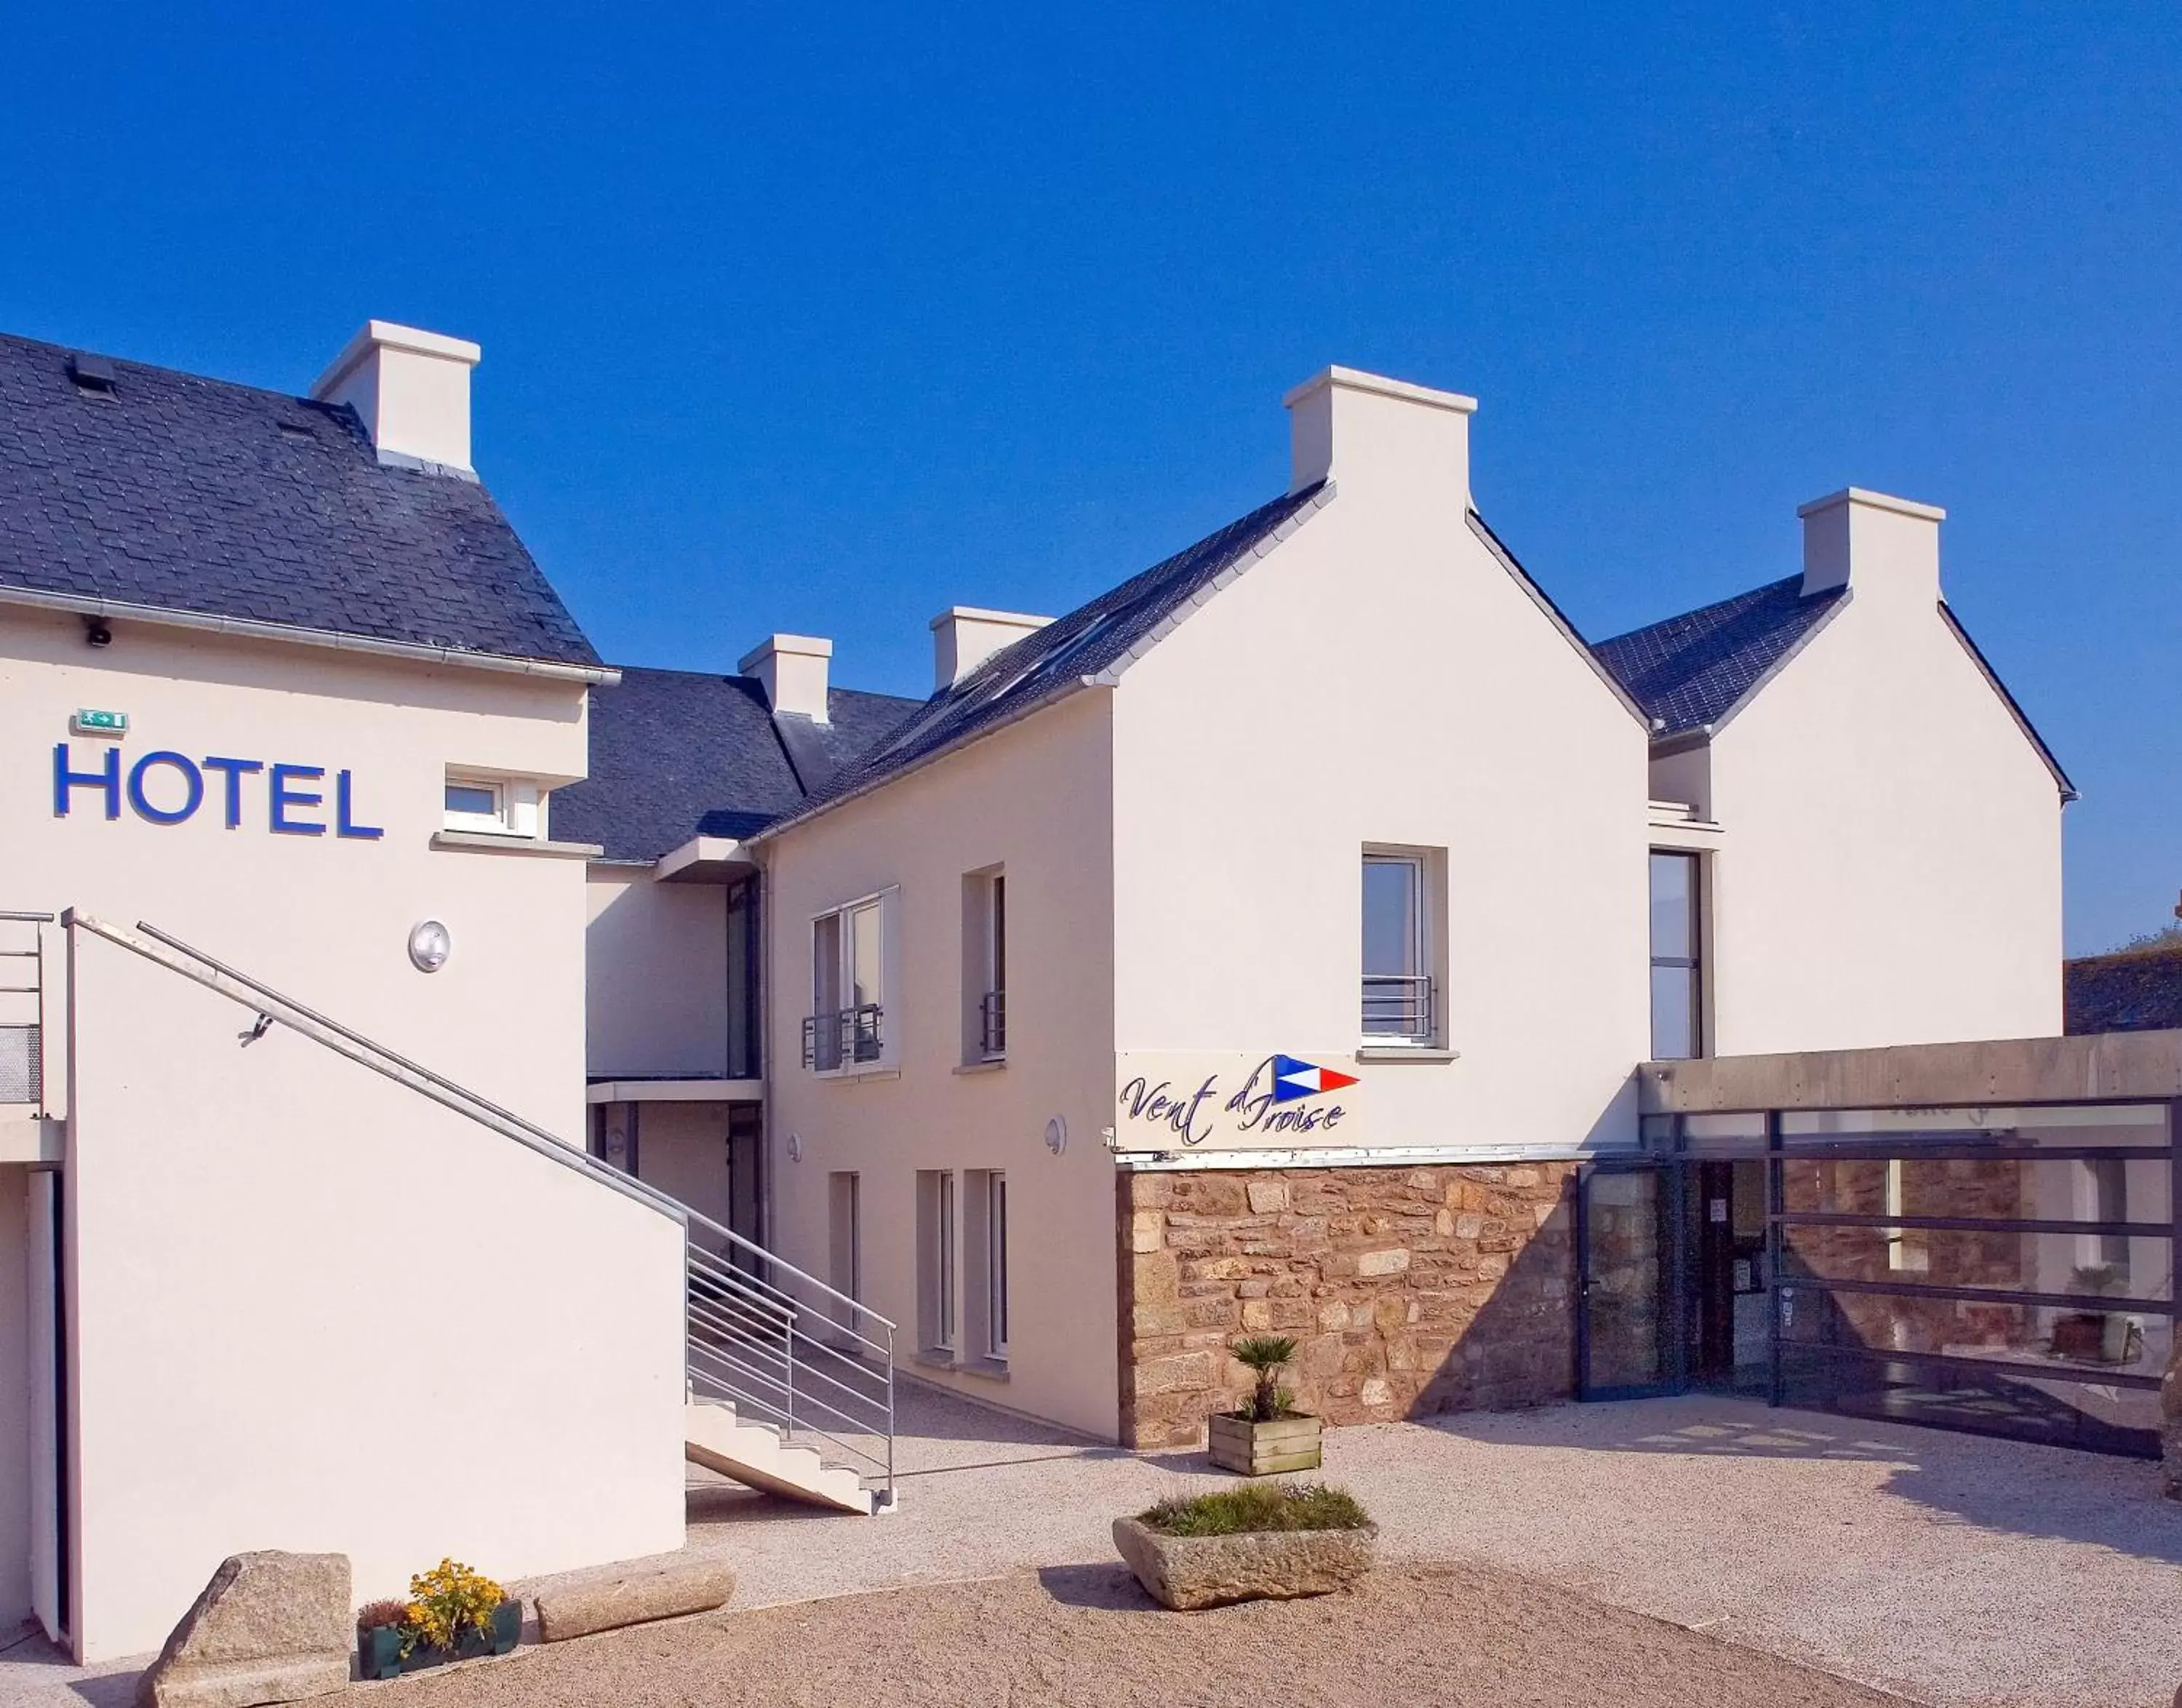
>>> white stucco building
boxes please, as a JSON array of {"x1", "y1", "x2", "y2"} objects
[{"x1": 1, "y1": 324, "x2": 2160, "y2": 1668}]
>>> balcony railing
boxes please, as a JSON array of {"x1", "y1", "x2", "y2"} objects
[
  {"x1": 804, "y1": 1003, "x2": 884, "y2": 1072},
  {"x1": 1362, "y1": 973, "x2": 1435, "y2": 1042},
  {"x1": 0, "y1": 910, "x2": 51, "y2": 1109},
  {"x1": 979, "y1": 989, "x2": 1006, "y2": 1060}
]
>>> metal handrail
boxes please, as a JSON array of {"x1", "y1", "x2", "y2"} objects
[
  {"x1": 1362, "y1": 973, "x2": 1435, "y2": 1040},
  {"x1": 979, "y1": 989, "x2": 1006, "y2": 1059},
  {"x1": 67, "y1": 911, "x2": 898, "y2": 1511},
  {"x1": 801, "y1": 1002, "x2": 884, "y2": 1072}
]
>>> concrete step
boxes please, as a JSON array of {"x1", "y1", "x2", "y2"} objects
[{"x1": 682, "y1": 1398, "x2": 876, "y2": 1515}]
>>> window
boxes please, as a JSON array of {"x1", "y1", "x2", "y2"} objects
[
  {"x1": 1648, "y1": 851, "x2": 1703, "y2": 1061},
  {"x1": 443, "y1": 773, "x2": 543, "y2": 838},
  {"x1": 963, "y1": 868, "x2": 1007, "y2": 1063},
  {"x1": 807, "y1": 894, "x2": 887, "y2": 1072},
  {"x1": 1882, "y1": 1158, "x2": 1929, "y2": 1272},
  {"x1": 1362, "y1": 850, "x2": 1438, "y2": 1043},
  {"x1": 2077, "y1": 1157, "x2": 2130, "y2": 1277},
  {"x1": 917, "y1": 1170, "x2": 958, "y2": 1355},
  {"x1": 986, "y1": 1171, "x2": 1009, "y2": 1359},
  {"x1": 725, "y1": 878, "x2": 760, "y2": 1080},
  {"x1": 828, "y1": 1172, "x2": 861, "y2": 1307},
  {"x1": 965, "y1": 1168, "x2": 1010, "y2": 1364}
]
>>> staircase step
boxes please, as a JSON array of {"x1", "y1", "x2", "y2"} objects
[{"x1": 682, "y1": 1401, "x2": 875, "y2": 1515}]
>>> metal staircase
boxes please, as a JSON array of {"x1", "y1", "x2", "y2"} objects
[{"x1": 64, "y1": 911, "x2": 897, "y2": 1515}]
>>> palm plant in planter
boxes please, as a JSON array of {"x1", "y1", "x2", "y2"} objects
[{"x1": 1208, "y1": 1335, "x2": 1322, "y2": 1475}]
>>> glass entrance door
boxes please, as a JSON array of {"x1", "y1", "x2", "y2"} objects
[{"x1": 1577, "y1": 1165, "x2": 1675, "y2": 1397}]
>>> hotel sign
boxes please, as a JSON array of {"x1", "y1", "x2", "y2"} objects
[
  {"x1": 52, "y1": 743, "x2": 383, "y2": 839},
  {"x1": 1114, "y1": 1052, "x2": 1363, "y2": 1152}
]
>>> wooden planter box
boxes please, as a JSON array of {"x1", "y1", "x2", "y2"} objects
[
  {"x1": 1112, "y1": 1515, "x2": 1375, "y2": 1611},
  {"x1": 1208, "y1": 1410, "x2": 1321, "y2": 1476},
  {"x1": 359, "y1": 1600, "x2": 521, "y2": 1680}
]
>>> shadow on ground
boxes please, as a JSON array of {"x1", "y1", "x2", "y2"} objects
[
  {"x1": 1035, "y1": 1563, "x2": 1158, "y2": 1611},
  {"x1": 1425, "y1": 1397, "x2": 2182, "y2": 1567}
]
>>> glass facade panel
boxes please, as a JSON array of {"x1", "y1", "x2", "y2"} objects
[{"x1": 1583, "y1": 1170, "x2": 1667, "y2": 1391}]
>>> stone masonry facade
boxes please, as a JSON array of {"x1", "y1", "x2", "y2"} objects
[{"x1": 1117, "y1": 1161, "x2": 1579, "y2": 1449}]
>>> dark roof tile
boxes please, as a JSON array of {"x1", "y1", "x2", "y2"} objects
[
  {"x1": 0, "y1": 330, "x2": 599, "y2": 667},
  {"x1": 1591, "y1": 574, "x2": 1843, "y2": 737}
]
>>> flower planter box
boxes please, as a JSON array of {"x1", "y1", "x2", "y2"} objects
[
  {"x1": 359, "y1": 1600, "x2": 521, "y2": 1680},
  {"x1": 1207, "y1": 1410, "x2": 1321, "y2": 1476},
  {"x1": 1111, "y1": 1515, "x2": 1375, "y2": 1611}
]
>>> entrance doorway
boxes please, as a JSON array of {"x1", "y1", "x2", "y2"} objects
[
  {"x1": 1578, "y1": 1102, "x2": 2178, "y2": 1458},
  {"x1": 1577, "y1": 1160, "x2": 1773, "y2": 1399},
  {"x1": 1688, "y1": 1160, "x2": 1769, "y2": 1392}
]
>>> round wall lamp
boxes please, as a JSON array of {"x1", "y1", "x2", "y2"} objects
[
  {"x1": 1044, "y1": 1116, "x2": 1068, "y2": 1157},
  {"x1": 407, "y1": 919, "x2": 452, "y2": 973},
  {"x1": 786, "y1": 1131, "x2": 804, "y2": 1163}
]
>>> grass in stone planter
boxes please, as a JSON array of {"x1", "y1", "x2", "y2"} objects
[{"x1": 1140, "y1": 1481, "x2": 1371, "y2": 1537}]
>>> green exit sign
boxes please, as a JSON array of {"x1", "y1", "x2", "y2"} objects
[{"x1": 71, "y1": 709, "x2": 128, "y2": 736}]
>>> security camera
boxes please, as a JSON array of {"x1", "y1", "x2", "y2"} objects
[{"x1": 84, "y1": 616, "x2": 112, "y2": 647}]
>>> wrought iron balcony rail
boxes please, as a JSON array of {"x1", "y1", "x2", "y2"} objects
[
  {"x1": 1362, "y1": 973, "x2": 1435, "y2": 1042},
  {"x1": 803, "y1": 1002, "x2": 884, "y2": 1072},
  {"x1": 979, "y1": 989, "x2": 1006, "y2": 1060}
]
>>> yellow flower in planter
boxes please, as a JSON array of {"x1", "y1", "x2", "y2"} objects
[{"x1": 404, "y1": 1558, "x2": 505, "y2": 1653}]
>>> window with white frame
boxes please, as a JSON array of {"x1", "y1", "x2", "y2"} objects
[
  {"x1": 917, "y1": 1170, "x2": 958, "y2": 1355},
  {"x1": 1362, "y1": 848, "x2": 1441, "y2": 1044},
  {"x1": 962, "y1": 867, "x2": 1007, "y2": 1063},
  {"x1": 2075, "y1": 1156, "x2": 2130, "y2": 1278},
  {"x1": 964, "y1": 1167, "x2": 1010, "y2": 1363},
  {"x1": 443, "y1": 773, "x2": 543, "y2": 838},
  {"x1": 807, "y1": 893, "x2": 887, "y2": 1072}
]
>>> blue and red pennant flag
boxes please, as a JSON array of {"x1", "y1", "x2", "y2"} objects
[{"x1": 1270, "y1": 1054, "x2": 1360, "y2": 1104}]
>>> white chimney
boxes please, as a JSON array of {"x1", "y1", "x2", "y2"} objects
[
  {"x1": 1797, "y1": 487, "x2": 1946, "y2": 605},
  {"x1": 1284, "y1": 365, "x2": 1476, "y2": 503},
  {"x1": 929, "y1": 607, "x2": 1052, "y2": 692},
  {"x1": 311, "y1": 320, "x2": 481, "y2": 474},
  {"x1": 738, "y1": 634, "x2": 833, "y2": 723}
]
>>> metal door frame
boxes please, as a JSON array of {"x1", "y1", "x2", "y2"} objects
[{"x1": 1575, "y1": 1158, "x2": 1687, "y2": 1400}]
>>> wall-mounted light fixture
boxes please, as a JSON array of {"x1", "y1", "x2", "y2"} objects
[
  {"x1": 407, "y1": 919, "x2": 452, "y2": 973},
  {"x1": 1044, "y1": 1116, "x2": 1068, "y2": 1157},
  {"x1": 83, "y1": 615, "x2": 112, "y2": 648},
  {"x1": 786, "y1": 1131, "x2": 804, "y2": 1163}
]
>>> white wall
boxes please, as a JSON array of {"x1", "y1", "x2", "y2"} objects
[
  {"x1": 0, "y1": 1165, "x2": 30, "y2": 1631},
  {"x1": 65, "y1": 940, "x2": 685, "y2": 1661},
  {"x1": 631, "y1": 1101, "x2": 734, "y2": 1248},
  {"x1": 1704, "y1": 570, "x2": 2064, "y2": 1054},
  {"x1": 586, "y1": 869, "x2": 729, "y2": 1078},
  {"x1": 0, "y1": 608, "x2": 687, "y2": 1660},
  {"x1": 763, "y1": 690, "x2": 1121, "y2": 1437},
  {"x1": 1112, "y1": 407, "x2": 1651, "y2": 1157}
]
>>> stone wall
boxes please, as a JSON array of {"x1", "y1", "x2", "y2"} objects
[{"x1": 1116, "y1": 1162, "x2": 1578, "y2": 1450}]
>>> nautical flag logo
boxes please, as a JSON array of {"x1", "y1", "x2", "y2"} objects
[{"x1": 1270, "y1": 1054, "x2": 1360, "y2": 1104}]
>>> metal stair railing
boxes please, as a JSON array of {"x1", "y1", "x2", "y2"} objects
[{"x1": 62, "y1": 911, "x2": 897, "y2": 1510}]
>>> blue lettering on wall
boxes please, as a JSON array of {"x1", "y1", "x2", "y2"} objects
[
  {"x1": 52, "y1": 743, "x2": 120, "y2": 820},
  {"x1": 201, "y1": 756, "x2": 263, "y2": 828},
  {"x1": 52, "y1": 743, "x2": 383, "y2": 841},
  {"x1": 268, "y1": 764, "x2": 326, "y2": 836},
  {"x1": 125, "y1": 751, "x2": 204, "y2": 826},
  {"x1": 335, "y1": 770, "x2": 384, "y2": 840}
]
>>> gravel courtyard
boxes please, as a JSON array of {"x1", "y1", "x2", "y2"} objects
[
  {"x1": 323, "y1": 1561, "x2": 1900, "y2": 1708},
  {"x1": 9, "y1": 1386, "x2": 2182, "y2": 1708}
]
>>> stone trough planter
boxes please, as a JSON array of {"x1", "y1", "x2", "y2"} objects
[{"x1": 1111, "y1": 1515, "x2": 1375, "y2": 1611}]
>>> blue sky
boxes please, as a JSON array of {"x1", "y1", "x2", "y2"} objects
[{"x1": 2, "y1": 4, "x2": 2176, "y2": 953}]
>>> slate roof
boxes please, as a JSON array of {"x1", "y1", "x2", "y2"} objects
[
  {"x1": 780, "y1": 482, "x2": 1330, "y2": 826},
  {"x1": 0, "y1": 330, "x2": 600, "y2": 668},
  {"x1": 551, "y1": 667, "x2": 919, "y2": 862},
  {"x1": 2065, "y1": 945, "x2": 2182, "y2": 1036},
  {"x1": 1591, "y1": 574, "x2": 1845, "y2": 738}
]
